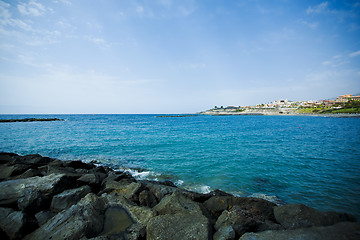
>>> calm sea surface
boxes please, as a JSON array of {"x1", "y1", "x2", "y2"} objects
[{"x1": 1, "y1": 114, "x2": 359, "y2": 218}]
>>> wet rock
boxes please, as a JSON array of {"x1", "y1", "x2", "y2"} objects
[
  {"x1": 63, "y1": 160, "x2": 95, "y2": 170},
  {"x1": 153, "y1": 191, "x2": 203, "y2": 215},
  {"x1": 239, "y1": 221, "x2": 360, "y2": 240},
  {"x1": 50, "y1": 185, "x2": 92, "y2": 212},
  {"x1": 12, "y1": 168, "x2": 42, "y2": 180},
  {"x1": 18, "y1": 189, "x2": 46, "y2": 214},
  {"x1": 215, "y1": 206, "x2": 262, "y2": 237},
  {"x1": 102, "y1": 193, "x2": 156, "y2": 239},
  {"x1": 24, "y1": 193, "x2": 106, "y2": 240},
  {"x1": 18, "y1": 154, "x2": 51, "y2": 166},
  {"x1": 0, "y1": 152, "x2": 18, "y2": 164},
  {"x1": 0, "y1": 173, "x2": 74, "y2": 206},
  {"x1": 274, "y1": 203, "x2": 356, "y2": 229},
  {"x1": 101, "y1": 206, "x2": 134, "y2": 237},
  {"x1": 34, "y1": 211, "x2": 56, "y2": 226},
  {"x1": 104, "y1": 193, "x2": 157, "y2": 226},
  {"x1": 213, "y1": 226, "x2": 236, "y2": 240},
  {"x1": 147, "y1": 213, "x2": 210, "y2": 240},
  {"x1": 0, "y1": 207, "x2": 32, "y2": 240}
]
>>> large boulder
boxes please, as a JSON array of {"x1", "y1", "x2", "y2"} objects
[
  {"x1": 18, "y1": 189, "x2": 46, "y2": 214},
  {"x1": 274, "y1": 204, "x2": 356, "y2": 229},
  {"x1": 153, "y1": 191, "x2": 203, "y2": 215},
  {"x1": 213, "y1": 225, "x2": 236, "y2": 240},
  {"x1": 100, "y1": 206, "x2": 134, "y2": 238},
  {"x1": 239, "y1": 221, "x2": 360, "y2": 240},
  {"x1": 0, "y1": 174, "x2": 74, "y2": 206},
  {"x1": 141, "y1": 181, "x2": 179, "y2": 202},
  {"x1": 0, "y1": 207, "x2": 35, "y2": 240},
  {"x1": 50, "y1": 185, "x2": 92, "y2": 212},
  {"x1": 24, "y1": 193, "x2": 106, "y2": 240},
  {"x1": 215, "y1": 206, "x2": 263, "y2": 237},
  {"x1": 147, "y1": 213, "x2": 210, "y2": 240},
  {"x1": 101, "y1": 193, "x2": 157, "y2": 239},
  {"x1": 204, "y1": 196, "x2": 276, "y2": 221}
]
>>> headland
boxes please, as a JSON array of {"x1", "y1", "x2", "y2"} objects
[
  {"x1": 200, "y1": 93, "x2": 360, "y2": 117},
  {"x1": 0, "y1": 152, "x2": 358, "y2": 239}
]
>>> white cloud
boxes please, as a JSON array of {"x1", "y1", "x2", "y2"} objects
[
  {"x1": 18, "y1": 0, "x2": 46, "y2": 17},
  {"x1": 306, "y1": 2, "x2": 329, "y2": 14},
  {"x1": 53, "y1": 0, "x2": 72, "y2": 6},
  {"x1": 349, "y1": 50, "x2": 360, "y2": 57},
  {"x1": 298, "y1": 19, "x2": 318, "y2": 30}
]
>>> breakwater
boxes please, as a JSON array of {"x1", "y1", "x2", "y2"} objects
[{"x1": 0, "y1": 152, "x2": 359, "y2": 239}]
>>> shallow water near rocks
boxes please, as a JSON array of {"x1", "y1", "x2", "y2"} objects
[{"x1": 0, "y1": 114, "x2": 359, "y2": 219}]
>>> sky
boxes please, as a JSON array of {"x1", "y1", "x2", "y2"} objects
[{"x1": 1, "y1": 0, "x2": 360, "y2": 114}]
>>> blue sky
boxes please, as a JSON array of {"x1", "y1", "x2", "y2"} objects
[{"x1": 1, "y1": 0, "x2": 359, "y2": 114}]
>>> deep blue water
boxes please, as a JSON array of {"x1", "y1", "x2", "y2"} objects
[{"x1": 1, "y1": 114, "x2": 360, "y2": 218}]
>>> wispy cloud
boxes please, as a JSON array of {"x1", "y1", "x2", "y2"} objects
[
  {"x1": 322, "y1": 54, "x2": 349, "y2": 67},
  {"x1": 53, "y1": 0, "x2": 72, "y2": 6},
  {"x1": 349, "y1": 50, "x2": 360, "y2": 57},
  {"x1": 298, "y1": 19, "x2": 319, "y2": 29},
  {"x1": 17, "y1": 0, "x2": 46, "y2": 17},
  {"x1": 306, "y1": 2, "x2": 329, "y2": 14}
]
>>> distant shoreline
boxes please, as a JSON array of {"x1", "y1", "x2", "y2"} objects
[{"x1": 199, "y1": 111, "x2": 360, "y2": 118}]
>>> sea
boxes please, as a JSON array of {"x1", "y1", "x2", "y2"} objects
[{"x1": 1, "y1": 114, "x2": 359, "y2": 219}]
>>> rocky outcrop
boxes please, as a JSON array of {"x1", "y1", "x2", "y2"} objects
[
  {"x1": 240, "y1": 222, "x2": 360, "y2": 240},
  {"x1": 0, "y1": 152, "x2": 358, "y2": 239}
]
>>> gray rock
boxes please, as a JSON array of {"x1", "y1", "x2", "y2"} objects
[
  {"x1": 141, "y1": 181, "x2": 179, "y2": 202},
  {"x1": 0, "y1": 164, "x2": 16, "y2": 180},
  {"x1": 153, "y1": 191, "x2": 203, "y2": 215},
  {"x1": 215, "y1": 205, "x2": 261, "y2": 237},
  {"x1": 101, "y1": 206, "x2": 134, "y2": 237},
  {"x1": 0, "y1": 207, "x2": 27, "y2": 239},
  {"x1": 147, "y1": 213, "x2": 210, "y2": 240},
  {"x1": 35, "y1": 211, "x2": 56, "y2": 226},
  {"x1": 18, "y1": 154, "x2": 51, "y2": 166},
  {"x1": 101, "y1": 181, "x2": 142, "y2": 203},
  {"x1": 77, "y1": 173, "x2": 105, "y2": 186},
  {"x1": 239, "y1": 221, "x2": 360, "y2": 240},
  {"x1": 204, "y1": 196, "x2": 276, "y2": 221},
  {"x1": 104, "y1": 193, "x2": 157, "y2": 226},
  {"x1": 18, "y1": 189, "x2": 46, "y2": 214},
  {"x1": 0, "y1": 152, "x2": 18, "y2": 164},
  {"x1": 213, "y1": 226, "x2": 236, "y2": 240},
  {"x1": 51, "y1": 185, "x2": 92, "y2": 212},
  {"x1": 101, "y1": 193, "x2": 156, "y2": 240},
  {"x1": 274, "y1": 204, "x2": 356, "y2": 229},
  {"x1": 12, "y1": 168, "x2": 42, "y2": 180},
  {"x1": 24, "y1": 193, "x2": 106, "y2": 240},
  {"x1": 0, "y1": 173, "x2": 74, "y2": 206},
  {"x1": 138, "y1": 189, "x2": 158, "y2": 208}
]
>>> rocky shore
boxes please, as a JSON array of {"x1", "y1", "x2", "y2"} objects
[
  {"x1": 0, "y1": 152, "x2": 359, "y2": 240},
  {"x1": 0, "y1": 118, "x2": 64, "y2": 123}
]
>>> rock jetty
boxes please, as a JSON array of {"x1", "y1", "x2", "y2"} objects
[
  {"x1": 0, "y1": 152, "x2": 358, "y2": 240},
  {"x1": 0, "y1": 118, "x2": 63, "y2": 123}
]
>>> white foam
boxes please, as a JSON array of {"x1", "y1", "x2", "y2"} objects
[
  {"x1": 248, "y1": 193, "x2": 283, "y2": 205},
  {"x1": 175, "y1": 180, "x2": 184, "y2": 186}
]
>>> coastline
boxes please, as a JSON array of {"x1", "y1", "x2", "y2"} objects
[
  {"x1": 199, "y1": 109, "x2": 360, "y2": 118},
  {"x1": 0, "y1": 152, "x2": 358, "y2": 239}
]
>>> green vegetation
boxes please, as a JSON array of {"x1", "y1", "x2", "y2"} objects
[{"x1": 297, "y1": 100, "x2": 360, "y2": 114}]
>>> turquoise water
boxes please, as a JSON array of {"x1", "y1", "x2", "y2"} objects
[{"x1": 1, "y1": 114, "x2": 360, "y2": 218}]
